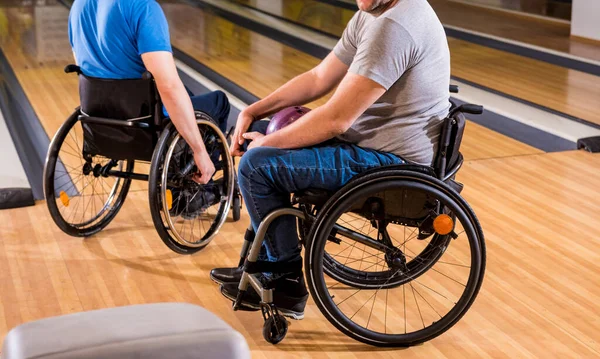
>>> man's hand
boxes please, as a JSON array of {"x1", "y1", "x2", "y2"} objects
[
  {"x1": 243, "y1": 132, "x2": 266, "y2": 150},
  {"x1": 230, "y1": 110, "x2": 255, "y2": 156},
  {"x1": 192, "y1": 150, "x2": 215, "y2": 184}
]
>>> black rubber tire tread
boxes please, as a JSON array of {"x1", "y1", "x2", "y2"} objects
[
  {"x1": 232, "y1": 195, "x2": 241, "y2": 222},
  {"x1": 304, "y1": 169, "x2": 486, "y2": 347},
  {"x1": 44, "y1": 109, "x2": 133, "y2": 237},
  {"x1": 148, "y1": 112, "x2": 233, "y2": 254}
]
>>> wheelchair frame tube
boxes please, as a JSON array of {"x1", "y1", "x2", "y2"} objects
[
  {"x1": 237, "y1": 208, "x2": 305, "y2": 305},
  {"x1": 107, "y1": 170, "x2": 149, "y2": 181},
  {"x1": 78, "y1": 115, "x2": 151, "y2": 128},
  {"x1": 333, "y1": 224, "x2": 395, "y2": 253},
  {"x1": 237, "y1": 225, "x2": 253, "y2": 267},
  {"x1": 246, "y1": 208, "x2": 306, "y2": 263}
]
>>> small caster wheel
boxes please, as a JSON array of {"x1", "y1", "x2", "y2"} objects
[
  {"x1": 232, "y1": 195, "x2": 241, "y2": 222},
  {"x1": 262, "y1": 314, "x2": 288, "y2": 344}
]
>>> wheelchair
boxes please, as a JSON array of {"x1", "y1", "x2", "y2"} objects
[
  {"x1": 232, "y1": 85, "x2": 487, "y2": 346},
  {"x1": 43, "y1": 65, "x2": 242, "y2": 254}
]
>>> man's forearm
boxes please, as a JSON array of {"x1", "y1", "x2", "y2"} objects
[
  {"x1": 159, "y1": 82, "x2": 206, "y2": 154},
  {"x1": 260, "y1": 105, "x2": 348, "y2": 149},
  {"x1": 246, "y1": 69, "x2": 334, "y2": 119}
]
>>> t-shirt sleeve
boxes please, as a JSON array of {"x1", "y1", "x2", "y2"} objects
[
  {"x1": 68, "y1": 10, "x2": 74, "y2": 48},
  {"x1": 349, "y1": 19, "x2": 416, "y2": 90},
  {"x1": 333, "y1": 13, "x2": 359, "y2": 66},
  {"x1": 135, "y1": 1, "x2": 172, "y2": 55}
]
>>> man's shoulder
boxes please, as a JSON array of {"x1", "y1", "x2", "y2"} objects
[{"x1": 116, "y1": 0, "x2": 160, "y2": 14}]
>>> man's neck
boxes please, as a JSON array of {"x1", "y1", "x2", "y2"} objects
[{"x1": 368, "y1": 0, "x2": 400, "y2": 16}]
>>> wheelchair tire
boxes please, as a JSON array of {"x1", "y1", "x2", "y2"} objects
[
  {"x1": 305, "y1": 169, "x2": 486, "y2": 347},
  {"x1": 148, "y1": 111, "x2": 235, "y2": 254},
  {"x1": 232, "y1": 194, "x2": 241, "y2": 222},
  {"x1": 44, "y1": 109, "x2": 133, "y2": 237}
]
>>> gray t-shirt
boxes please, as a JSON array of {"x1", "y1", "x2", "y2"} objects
[{"x1": 334, "y1": 0, "x2": 451, "y2": 165}]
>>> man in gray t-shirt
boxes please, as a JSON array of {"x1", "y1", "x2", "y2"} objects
[
  {"x1": 213, "y1": 0, "x2": 451, "y2": 318},
  {"x1": 335, "y1": 0, "x2": 450, "y2": 164}
]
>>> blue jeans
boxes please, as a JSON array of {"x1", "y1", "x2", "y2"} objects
[
  {"x1": 163, "y1": 89, "x2": 231, "y2": 133},
  {"x1": 190, "y1": 90, "x2": 230, "y2": 134},
  {"x1": 238, "y1": 121, "x2": 404, "y2": 271}
]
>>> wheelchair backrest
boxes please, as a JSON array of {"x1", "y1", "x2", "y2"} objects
[
  {"x1": 434, "y1": 112, "x2": 466, "y2": 179},
  {"x1": 79, "y1": 72, "x2": 160, "y2": 123},
  {"x1": 67, "y1": 65, "x2": 163, "y2": 161}
]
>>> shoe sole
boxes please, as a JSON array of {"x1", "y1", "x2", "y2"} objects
[{"x1": 220, "y1": 286, "x2": 305, "y2": 320}]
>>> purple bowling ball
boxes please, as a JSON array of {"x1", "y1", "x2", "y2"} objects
[{"x1": 266, "y1": 106, "x2": 311, "y2": 135}]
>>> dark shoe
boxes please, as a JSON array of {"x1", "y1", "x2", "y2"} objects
[
  {"x1": 169, "y1": 182, "x2": 221, "y2": 220},
  {"x1": 180, "y1": 187, "x2": 218, "y2": 220},
  {"x1": 210, "y1": 266, "x2": 243, "y2": 285},
  {"x1": 220, "y1": 272, "x2": 309, "y2": 320}
]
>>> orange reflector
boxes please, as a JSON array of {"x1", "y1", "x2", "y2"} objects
[
  {"x1": 59, "y1": 191, "x2": 70, "y2": 207},
  {"x1": 166, "y1": 189, "x2": 173, "y2": 210},
  {"x1": 433, "y1": 214, "x2": 454, "y2": 235}
]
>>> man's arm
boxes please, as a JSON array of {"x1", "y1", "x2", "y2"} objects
[
  {"x1": 230, "y1": 52, "x2": 348, "y2": 155},
  {"x1": 247, "y1": 18, "x2": 413, "y2": 150},
  {"x1": 141, "y1": 51, "x2": 213, "y2": 184},
  {"x1": 247, "y1": 72, "x2": 386, "y2": 149},
  {"x1": 245, "y1": 52, "x2": 349, "y2": 119}
]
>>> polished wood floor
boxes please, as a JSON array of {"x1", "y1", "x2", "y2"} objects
[
  {"x1": 1, "y1": 3, "x2": 599, "y2": 358},
  {"x1": 229, "y1": 0, "x2": 600, "y2": 125},
  {"x1": 255, "y1": 0, "x2": 600, "y2": 62},
  {"x1": 428, "y1": 0, "x2": 600, "y2": 62},
  {"x1": 1, "y1": 151, "x2": 598, "y2": 357}
]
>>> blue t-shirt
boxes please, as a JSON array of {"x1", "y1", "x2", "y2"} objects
[{"x1": 68, "y1": 0, "x2": 172, "y2": 79}]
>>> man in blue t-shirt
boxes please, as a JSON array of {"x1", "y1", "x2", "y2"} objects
[{"x1": 68, "y1": 0, "x2": 230, "y2": 185}]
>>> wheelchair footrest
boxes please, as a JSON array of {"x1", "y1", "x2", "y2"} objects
[{"x1": 243, "y1": 258, "x2": 302, "y2": 275}]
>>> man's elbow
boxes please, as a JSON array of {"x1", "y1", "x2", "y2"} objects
[
  {"x1": 330, "y1": 118, "x2": 353, "y2": 137},
  {"x1": 155, "y1": 78, "x2": 181, "y2": 98}
]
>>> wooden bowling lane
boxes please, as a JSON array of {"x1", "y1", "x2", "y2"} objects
[
  {"x1": 1, "y1": 150, "x2": 599, "y2": 357},
  {"x1": 427, "y1": 0, "x2": 600, "y2": 63},
  {"x1": 0, "y1": 5, "x2": 149, "y2": 192},
  {"x1": 449, "y1": 38, "x2": 600, "y2": 125},
  {"x1": 277, "y1": 0, "x2": 600, "y2": 63},
  {"x1": 162, "y1": 1, "x2": 542, "y2": 160},
  {"x1": 227, "y1": 0, "x2": 600, "y2": 125}
]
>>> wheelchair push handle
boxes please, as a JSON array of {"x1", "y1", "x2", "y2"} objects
[
  {"x1": 142, "y1": 71, "x2": 154, "y2": 80},
  {"x1": 449, "y1": 85, "x2": 459, "y2": 93},
  {"x1": 64, "y1": 64, "x2": 82, "y2": 74},
  {"x1": 449, "y1": 104, "x2": 484, "y2": 118},
  {"x1": 460, "y1": 104, "x2": 484, "y2": 114}
]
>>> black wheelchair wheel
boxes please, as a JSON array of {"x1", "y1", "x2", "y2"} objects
[
  {"x1": 322, "y1": 233, "x2": 451, "y2": 289},
  {"x1": 148, "y1": 111, "x2": 235, "y2": 254},
  {"x1": 262, "y1": 314, "x2": 288, "y2": 345},
  {"x1": 305, "y1": 170, "x2": 486, "y2": 347},
  {"x1": 44, "y1": 109, "x2": 133, "y2": 237},
  {"x1": 232, "y1": 194, "x2": 241, "y2": 222},
  {"x1": 307, "y1": 200, "x2": 450, "y2": 289}
]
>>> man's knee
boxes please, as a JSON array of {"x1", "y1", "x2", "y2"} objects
[
  {"x1": 238, "y1": 147, "x2": 282, "y2": 185},
  {"x1": 213, "y1": 90, "x2": 230, "y2": 121},
  {"x1": 248, "y1": 120, "x2": 269, "y2": 135}
]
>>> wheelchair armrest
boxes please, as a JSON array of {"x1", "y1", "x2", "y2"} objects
[
  {"x1": 442, "y1": 153, "x2": 464, "y2": 181},
  {"x1": 78, "y1": 115, "x2": 151, "y2": 129}
]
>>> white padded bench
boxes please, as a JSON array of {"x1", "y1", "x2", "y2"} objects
[{"x1": 1, "y1": 303, "x2": 250, "y2": 359}]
